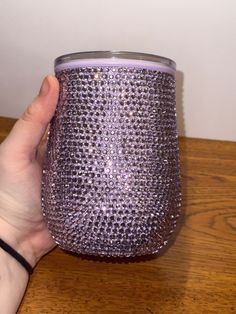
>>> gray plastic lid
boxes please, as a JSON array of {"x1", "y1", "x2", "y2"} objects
[{"x1": 54, "y1": 51, "x2": 176, "y2": 71}]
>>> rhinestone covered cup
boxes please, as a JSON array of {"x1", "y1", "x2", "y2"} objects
[{"x1": 42, "y1": 51, "x2": 181, "y2": 257}]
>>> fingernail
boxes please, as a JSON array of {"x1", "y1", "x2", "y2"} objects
[{"x1": 39, "y1": 77, "x2": 50, "y2": 97}]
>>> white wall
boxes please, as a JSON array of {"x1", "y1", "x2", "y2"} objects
[{"x1": 0, "y1": 0, "x2": 235, "y2": 141}]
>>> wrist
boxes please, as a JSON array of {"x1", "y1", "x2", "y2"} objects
[
  {"x1": 0, "y1": 246, "x2": 29, "y2": 314},
  {"x1": 0, "y1": 218, "x2": 37, "y2": 268},
  {"x1": 0, "y1": 245, "x2": 29, "y2": 280}
]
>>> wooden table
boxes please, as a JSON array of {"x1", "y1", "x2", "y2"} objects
[{"x1": 1, "y1": 117, "x2": 236, "y2": 314}]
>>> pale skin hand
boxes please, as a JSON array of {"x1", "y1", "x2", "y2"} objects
[{"x1": 0, "y1": 75, "x2": 59, "y2": 313}]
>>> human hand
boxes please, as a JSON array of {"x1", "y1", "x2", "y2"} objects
[{"x1": 0, "y1": 75, "x2": 59, "y2": 268}]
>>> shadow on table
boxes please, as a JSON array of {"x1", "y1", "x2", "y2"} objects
[{"x1": 57, "y1": 207, "x2": 189, "y2": 313}]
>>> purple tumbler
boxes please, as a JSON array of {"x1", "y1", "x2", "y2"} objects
[{"x1": 42, "y1": 51, "x2": 181, "y2": 257}]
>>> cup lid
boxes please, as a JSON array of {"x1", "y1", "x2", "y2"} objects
[{"x1": 54, "y1": 51, "x2": 176, "y2": 71}]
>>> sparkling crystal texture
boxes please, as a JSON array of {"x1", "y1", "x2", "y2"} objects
[{"x1": 42, "y1": 56, "x2": 181, "y2": 257}]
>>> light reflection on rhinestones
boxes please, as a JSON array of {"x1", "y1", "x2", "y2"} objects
[{"x1": 42, "y1": 64, "x2": 181, "y2": 257}]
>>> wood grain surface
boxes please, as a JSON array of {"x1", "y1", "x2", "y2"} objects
[{"x1": 0, "y1": 117, "x2": 236, "y2": 314}]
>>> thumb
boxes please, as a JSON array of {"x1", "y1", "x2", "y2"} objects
[{"x1": 1, "y1": 75, "x2": 59, "y2": 159}]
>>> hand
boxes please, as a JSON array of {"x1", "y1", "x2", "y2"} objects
[{"x1": 0, "y1": 75, "x2": 59, "y2": 268}]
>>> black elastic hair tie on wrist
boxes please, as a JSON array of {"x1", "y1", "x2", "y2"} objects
[{"x1": 0, "y1": 239, "x2": 33, "y2": 275}]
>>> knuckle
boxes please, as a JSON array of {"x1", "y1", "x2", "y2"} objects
[{"x1": 21, "y1": 103, "x2": 35, "y2": 122}]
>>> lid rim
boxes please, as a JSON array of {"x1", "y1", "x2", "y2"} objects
[{"x1": 54, "y1": 51, "x2": 176, "y2": 70}]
